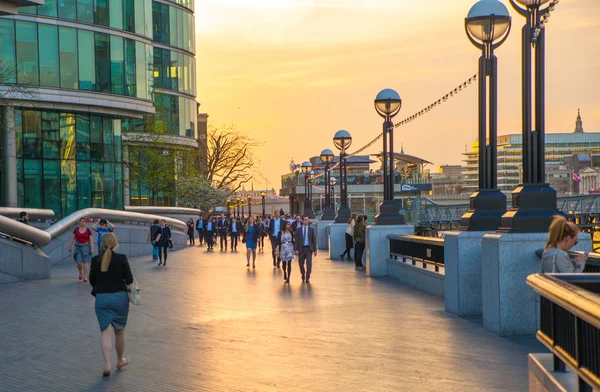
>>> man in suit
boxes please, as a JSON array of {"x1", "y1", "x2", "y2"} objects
[
  {"x1": 268, "y1": 210, "x2": 286, "y2": 268},
  {"x1": 217, "y1": 213, "x2": 229, "y2": 251},
  {"x1": 229, "y1": 217, "x2": 242, "y2": 251},
  {"x1": 291, "y1": 215, "x2": 302, "y2": 232},
  {"x1": 205, "y1": 217, "x2": 215, "y2": 250},
  {"x1": 295, "y1": 216, "x2": 317, "y2": 283},
  {"x1": 196, "y1": 214, "x2": 205, "y2": 246}
]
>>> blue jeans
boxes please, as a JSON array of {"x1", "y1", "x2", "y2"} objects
[{"x1": 152, "y1": 243, "x2": 159, "y2": 259}]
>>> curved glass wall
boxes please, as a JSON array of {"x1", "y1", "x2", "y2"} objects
[
  {"x1": 19, "y1": 0, "x2": 153, "y2": 38},
  {"x1": 152, "y1": 1, "x2": 194, "y2": 53},
  {"x1": 0, "y1": 19, "x2": 153, "y2": 101},
  {"x1": 123, "y1": 94, "x2": 196, "y2": 138},
  {"x1": 152, "y1": 47, "x2": 195, "y2": 96},
  {"x1": 14, "y1": 109, "x2": 123, "y2": 217}
]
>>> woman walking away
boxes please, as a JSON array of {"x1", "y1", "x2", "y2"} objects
[
  {"x1": 90, "y1": 233, "x2": 133, "y2": 377},
  {"x1": 256, "y1": 217, "x2": 266, "y2": 252},
  {"x1": 69, "y1": 218, "x2": 94, "y2": 282},
  {"x1": 243, "y1": 215, "x2": 259, "y2": 268},
  {"x1": 340, "y1": 213, "x2": 357, "y2": 261},
  {"x1": 353, "y1": 215, "x2": 366, "y2": 271},
  {"x1": 541, "y1": 215, "x2": 588, "y2": 273},
  {"x1": 186, "y1": 218, "x2": 195, "y2": 246},
  {"x1": 278, "y1": 221, "x2": 295, "y2": 282},
  {"x1": 153, "y1": 219, "x2": 172, "y2": 266}
]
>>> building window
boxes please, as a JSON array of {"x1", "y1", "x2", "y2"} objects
[
  {"x1": 78, "y1": 0, "x2": 95, "y2": 23},
  {"x1": 94, "y1": 32, "x2": 111, "y2": 93},
  {"x1": 110, "y1": 35, "x2": 124, "y2": 95},
  {"x1": 38, "y1": 0, "x2": 58, "y2": 17},
  {"x1": 38, "y1": 24, "x2": 60, "y2": 88},
  {"x1": 16, "y1": 21, "x2": 39, "y2": 85},
  {"x1": 58, "y1": 0, "x2": 77, "y2": 20},
  {"x1": 59, "y1": 27, "x2": 79, "y2": 89},
  {"x1": 109, "y1": 0, "x2": 123, "y2": 29},
  {"x1": 0, "y1": 20, "x2": 15, "y2": 83},
  {"x1": 94, "y1": 0, "x2": 109, "y2": 26},
  {"x1": 78, "y1": 30, "x2": 96, "y2": 90}
]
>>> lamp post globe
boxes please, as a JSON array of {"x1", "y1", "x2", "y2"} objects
[
  {"x1": 465, "y1": 0, "x2": 511, "y2": 46},
  {"x1": 514, "y1": 0, "x2": 550, "y2": 6},
  {"x1": 373, "y1": 88, "x2": 404, "y2": 225},
  {"x1": 333, "y1": 131, "x2": 352, "y2": 223},
  {"x1": 320, "y1": 148, "x2": 335, "y2": 220}
]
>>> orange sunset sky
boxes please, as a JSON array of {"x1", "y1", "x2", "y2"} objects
[{"x1": 195, "y1": 0, "x2": 600, "y2": 192}]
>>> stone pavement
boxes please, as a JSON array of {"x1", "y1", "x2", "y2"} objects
[{"x1": 0, "y1": 244, "x2": 544, "y2": 391}]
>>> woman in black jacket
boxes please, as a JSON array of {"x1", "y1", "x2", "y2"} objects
[
  {"x1": 153, "y1": 219, "x2": 172, "y2": 266},
  {"x1": 89, "y1": 232, "x2": 134, "y2": 377}
]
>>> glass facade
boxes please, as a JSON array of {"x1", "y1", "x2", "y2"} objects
[
  {"x1": 14, "y1": 109, "x2": 123, "y2": 217},
  {"x1": 152, "y1": 47, "x2": 195, "y2": 96},
  {"x1": 152, "y1": 2, "x2": 194, "y2": 53}
]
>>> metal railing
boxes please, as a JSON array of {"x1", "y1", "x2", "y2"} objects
[
  {"x1": 0, "y1": 214, "x2": 52, "y2": 246},
  {"x1": 388, "y1": 234, "x2": 445, "y2": 273},
  {"x1": 527, "y1": 273, "x2": 600, "y2": 392},
  {"x1": 124, "y1": 206, "x2": 203, "y2": 215},
  {"x1": 0, "y1": 208, "x2": 55, "y2": 220}
]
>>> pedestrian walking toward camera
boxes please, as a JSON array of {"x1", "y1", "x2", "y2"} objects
[
  {"x1": 217, "y1": 213, "x2": 229, "y2": 250},
  {"x1": 147, "y1": 219, "x2": 161, "y2": 260},
  {"x1": 278, "y1": 221, "x2": 295, "y2": 283},
  {"x1": 186, "y1": 218, "x2": 195, "y2": 246},
  {"x1": 541, "y1": 215, "x2": 588, "y2": 273},
  {"x1": 243, "y1": 215, "x2": 259, "y2": 268},
  {"x1": 205, "y1": 218, "x2": 215, "y2": 250},
  {"x1": 153, "y1": 219, "x2": 171, "y2": 266},
  {"x1": 229, "y1": 217, "x2": 242, "y2": 251},
  {"x1": 340, "y1": 213, "x2": 357, "y2": 262},
  {"x1": 89, "y1": 233, "x2": 133, "y2": 377},
  {"x1": 269, "y1": 210, "x2": 286, "y2": 268},
  {"x1": 69, "y1": 217, "x2": 94, "y2": 282},
  {"x1": 92, "y1": 218, "x2": 115, "y2": 255},
  {"x1": 196, "y1": 215, "x2": 205, "y2": 246},
  {"x1": 295, "y1": 216, "x2": 317, "y2": 283},
  {"x1": 353, "y1": 215, "x2": 366, "y2": 270},
  {"x1": 256, "y1": 216, "x2": 266, "y2": 252}
]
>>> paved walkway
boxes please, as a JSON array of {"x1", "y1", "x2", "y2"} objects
[{"x1": 0, "y1": 244, "x2": 543, "y2": 391}]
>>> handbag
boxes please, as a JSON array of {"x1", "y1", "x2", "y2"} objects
[
  {"x1": 168, "y1": 239, "x2": 174, "y2": 249},
  {"x1": 127, "y1": 278, "x2": 142, "y2": 306}
]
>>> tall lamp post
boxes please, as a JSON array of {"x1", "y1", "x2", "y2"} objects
[
  {"x1": 260, "y1": 191, "x2": 266, "y2": 218},
  {"x1": 247, "y1": 194, "x2": 253, "y2": 217},
  {"x1": 236, "y1": 196, "x2": 241, "y2": 217},
  {"x1": 329, "y1": 177, "x2": 337, "y2": 214},
  {"x1": 501, "y1": 0, "x2": 558, "y2": 232},
  {"x1": 373, "y1": 89, "x2": 403, "y2": 225},
  {"x1": 308, "y1": 170, "x2": 315, "y2": 216},
  {"x1": 320, "y1": 149, "x2": 335, "y2": 220},
  {"x1": 226, "y1": 199, "x2": 231, "y2": 216},
  {"x1": 333, "y1": 130, "x2": 352, "y2": 223},
  {"x1": 460, "y1": 0, "x2": 511, "y2": 231},
  {"x1": 300, "y1": 161, "x2": 315, "y2": 218}
]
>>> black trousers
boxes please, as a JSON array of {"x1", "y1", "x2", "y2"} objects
[
  {"x1": 298, "y1": 246, "x2": 313, "y2": 280},
  {"x1": 188, "y1": 232, "x2": 195, "y2": 244},
  {"x1": 197, "y1": 228, "x2": 204, "y2": 244},
  {"x1": 159, "y1": 245, "x2": 168, "y2": 262},
  {"x1": 270, "y1": 236, "x2": 280, "y2": 264},
  {"x1": 230, "y1": 233, "x2": 239, "y2": 249},
  {"x1": 205, "y1": 231, "x2": 214, "y2": 248},
  {"x1": 219, "y1": 232, "x2": 228, "y2": 249},
  {"x1": 354, "y1": 242, "x2": 365, "y2": 267}
]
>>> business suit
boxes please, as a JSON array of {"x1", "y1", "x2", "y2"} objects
[
  {"x1": 268, "y1": 217, "x2": 286, "y2": 267},
  {"x1": 295, "y1": 225, "x2": 317, "y2": 282},
  {"x1": 217, "y1": 218, "x2": 229, "y2": 250},
  {"x1": 229, "y1": 221, "x2": 243, "y2": 250},
  {"x1": 205, "y1": 219, "x2": 215, "y2": 250}
]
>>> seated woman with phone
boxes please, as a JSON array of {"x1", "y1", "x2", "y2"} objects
[{"x1": 541, "y1": 215, "x2": 588, "y2": 273}]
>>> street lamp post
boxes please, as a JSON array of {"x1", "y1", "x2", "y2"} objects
[
  {"x1": 300, "y1": 161, "x2": 315, "y2": 218},
  {"x1": 260, "y1": 191, "x2": 266, "y2": 218},
  {"x1": 460, "y1": 0, "x2": 511, "y2": 231},
  {"x1": 329, "y1": 177, "x2": 337, "y2": 214},
  {"x1": 373, "y1": 89, "x2": 404, "y2": 225},
  {"x1": 308, "y1": 170, "x2": 315, "y2": 216},
  {"x1": 226, "y1": 199, "x2": 231, "y2": 216},
  {"x1": 333, "y1": 130, "x2": 352, "y2": 223},
  {"x1": 320, "y1": 149, "x2": 336, "y2": 220},
  {"x1": 236, "y1": 196, "x2": 241, "y2": 217},
  {"x1": 247, "y1": 194, "x2": 253, "y2": 217},
  {"x1": 500, "y1": 0, "x2": 558, "y2": 232}
]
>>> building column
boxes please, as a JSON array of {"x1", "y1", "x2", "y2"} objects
[
  {"x1": 2, "y1": 106, "x2": 18, "y2": 207},
  {"x1": 122, "y1": 144, "x2": 130, "y2": 207}
]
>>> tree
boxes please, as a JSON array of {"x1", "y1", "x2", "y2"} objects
[
  {"x1": 176, "y1": 176, "x2": 229, "y2": 212},
  {"x1": 197, "y1": 125, "x2": 260, "y2": 192}
]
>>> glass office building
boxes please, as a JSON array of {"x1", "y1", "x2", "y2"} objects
[{"x1": 0, "y1": 0, "x2": 197, "y2": 216}]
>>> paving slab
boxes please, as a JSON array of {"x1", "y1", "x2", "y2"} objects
[{"x1": 0, "y1": 244, "x2": 544, "y2": 391}]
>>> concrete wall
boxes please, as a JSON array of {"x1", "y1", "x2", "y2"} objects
[
  {"x1": 0, "y1": 238, "x2": 51, "y2": 283},
  {"x1": 387, "y1": 259, "x2": 445, "y2": 299}
]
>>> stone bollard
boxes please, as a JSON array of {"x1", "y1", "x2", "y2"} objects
[{"x1": 366, "y1": 224, "x2": 414, "y2": 277}]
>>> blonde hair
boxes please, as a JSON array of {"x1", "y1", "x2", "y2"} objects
[
  {"x1": 545, "y1": 215, "x2": 579, "y2": 249},
  {"x1": 100, "y1": 233, "x2": 119, "y2": 272}
]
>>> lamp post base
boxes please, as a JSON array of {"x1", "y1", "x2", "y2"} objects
[
  {"x1": 334, "y1": 206, "x2": 352, "y2": 223},
  {"x1": 373, "y1": 200, "x2": 405, "y2": 225},
  {"x1": 321, "y1": 207, "x2": 336, "y2": 221},
  {"x1": 497, "y1": 184, "x2": 559, "y2": 233},
  {"x1": 305, "y1": 208, "x2": 316, "y2": 220},
  {"x1": 459, "y1": 189, "x2": 506, "y2": 231}
]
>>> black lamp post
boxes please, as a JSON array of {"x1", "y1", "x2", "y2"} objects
[
  {"x1": 500, "y1": 0, "x2": 558, "y2": 232},
  {"x1": 333, "y1": 130, "x2": 352, "y2": 223},
  {"x1": 247, "y1": 194, "x2": 253, "y2": 217},
  {"x1": 320, "y1": 148, "x2": 335, "y2": 220},
  {"x1": 308, "y1": 170, "x2": 315, "y2": 215},
  {"x1": 226, "y1": 199, "x2": 231, "y2": 217},
  {"x1": 373, "y1": 89, "x2": 403, "y2": 225},
  {"x1": 330, "y1": 176, "x2": 337, "y2": 214},
  {"x1": 460, "y1": 0, "x2": 511, "y2": 231},
  {"x1": 261, "y1": 191, "x2": 266, "y2": 218},
  {"x1": 301, "y1": 161, "x2": 315, "y2": 218},
  {"x1": 236, "y1": 196, "x2": 241, "y2": 217}
]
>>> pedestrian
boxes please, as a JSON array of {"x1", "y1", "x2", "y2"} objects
[
  {"x1": 243, "y1": 215, "x2": 259, "y2": 268},
  {"x1": 541, "y1": 215, "x2": 588, "y2": 273},
  {"x1": 147, "y1": 219, "x2": 161, "y2": 260},
  {"x1": 291, "y1": 215, "x2": 302, "y2": 232},
  {"x1": 229, "y1": 217, "x2": 242, "y2": 251},
  {"x1": 340, "y1": 213, "x2": 357, "y2": 262},
  {"x1": 256, "y1": 217, "x2": 265, "y2": 252},
  {"x1": 353, "y1": 215, "x2": 366, "y2": 270},
  {"x1": 295, "y1": 216, "x2": 317, "y2": 283},
  {"x1": 268, "y1": 210, "x2": 286, "y2": 268},
  {"x1": 68, "y1": 217, "x2": 94, "y2": 282},
  {"x1": 217, "y1": 213, "x2": 229, "y2": 251},
  {"x1": 205, "y1": 217, "x2": 215, "y2": 250},
  {"x1": 153, "y1": 219, "x2": 171, "y2": 266},
  {"x1": 89, "y1": 233, "x2": 133, "y2": 377},
  {"x1": 92, "y1": 218, "x2": 115, "y2": 255},
  {"x1": 196, "y1": 214, "x2": 205, "y2": 246},
  {"x1": 278, "y1": 221, "x2": 295, "y2": 283},
  {"x1": 17, "y1": 211, "x2": 29, "y2": 224},
  {"x1": 186, "y1": 218, "x2": 195, "y2": 246}
]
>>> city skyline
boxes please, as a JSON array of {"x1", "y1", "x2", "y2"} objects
[{"x1": 196, "y1": 0, "x2": 600, "y2": 191}]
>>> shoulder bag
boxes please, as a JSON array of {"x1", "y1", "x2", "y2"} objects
[{"x1": 127, "y1": 278, "x2": 142, "y2": 306}]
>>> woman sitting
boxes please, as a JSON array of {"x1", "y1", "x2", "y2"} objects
[{"x1": 541, "y1": 215, "x2": 587, "y2": 273}]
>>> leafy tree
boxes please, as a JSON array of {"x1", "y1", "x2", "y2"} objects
[{"x1": 176, "y1": 176, "x2": 229, "y2": 212}]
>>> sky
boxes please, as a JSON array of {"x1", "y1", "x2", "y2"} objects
[{"x1": 195, "y1": 0, "x2": 600, "y2": 192}]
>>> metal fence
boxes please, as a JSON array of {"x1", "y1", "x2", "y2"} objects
[{"x1": 388, "y1": 235, "x2": 445, "y2": 273}]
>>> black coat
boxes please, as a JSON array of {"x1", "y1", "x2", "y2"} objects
[{"x1": 267, "y1": 218, "x2": 287, "y2": 237}]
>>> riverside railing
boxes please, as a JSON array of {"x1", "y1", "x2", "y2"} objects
[
  {"x1": 527, "y1": 273, "x2": 600, "y2": 392},
  {"x1": 389, "y1": 234, "x2": 445, "y2": 273},
  {"x1": 124, "y1": 206, "x2": 203, "y2": 215},
  {"x1": 0, "y1": 208, "x2": 55, "y2": 221}
]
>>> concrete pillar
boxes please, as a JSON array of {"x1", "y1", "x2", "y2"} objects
[
  {"x1": 2, "y1": 106, "x2": 18, "y2": 207},
  {"x1": 366, "y1": 225, "x2": 414, "y2": 277},
  {"x1": 328, "y1": 223, "x2": 346, "y2": 260},
  {"x1": 122, "y1": 144, "x2": 130, "y2": 207},
  {"x1": 316, "y1": 219, "x2": 332, "y2": 250}
]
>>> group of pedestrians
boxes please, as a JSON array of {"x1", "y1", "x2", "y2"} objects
[
  {"x1": 339, "y1": 214, "x2": 368, "y2": 270},
  {"x1": 148, "y1": 219, "x2": 172, "y2": 266}
]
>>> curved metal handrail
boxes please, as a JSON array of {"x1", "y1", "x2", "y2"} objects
[
  {"x1": 0, "y1": 207, "x2": 55, "y2": 220},
  {"x1": 45, "y1": 208, "x2": 187, "y2": 239},
  {"x1": 0, "y1": 215, "x2": 52, "y2": 246},
  {"x1": 124, "y1": 206, "x2": 203, "y2": 215}
]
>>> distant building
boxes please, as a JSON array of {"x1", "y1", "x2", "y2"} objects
[{"x1": 580, "y1": 167, "x2": 600, "y2": 194}]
